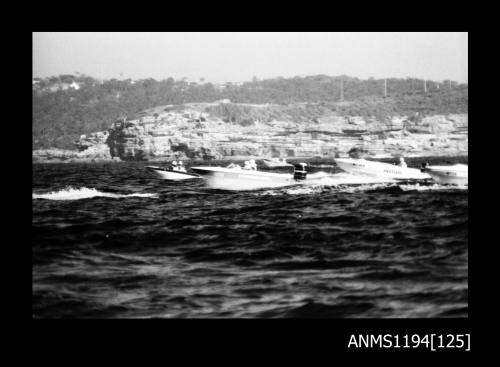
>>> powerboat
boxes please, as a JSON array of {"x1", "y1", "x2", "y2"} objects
[
  {"x1": 422, "y1": 164, "x2": 468, "y2": 185},
  {"x1": 334, "y1": 158, "x2": 431, "y2": 181},
  {"x1": 190, "y1": 163, "x2": 308, "y2": 189},
  {"x1": 145, "y1": 165, "x2": 201, "y2": 180},
  {"x1": 262, "y1": 157, "x2": 293, "y2": 168}
]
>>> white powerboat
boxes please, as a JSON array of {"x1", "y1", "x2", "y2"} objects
[
  {"x1": 423, "y1": 164, "x2": 468, "y2": 185},
  {"x1": 145, "y1": 165, "x2": 201, "y2": 180},
  {"x1": 334, "y1": 158, "x2": 431, "y2": 181},
  {"x1": 191, "y1": 163, "x2": 308, "y2": 189},
  {"x1": 262, "y1": 157, "x2": 293, "y2": 168}
]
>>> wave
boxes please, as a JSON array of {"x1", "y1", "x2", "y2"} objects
[{"x1": 32, "y1": 187, "x2": 158, "y2": 201}]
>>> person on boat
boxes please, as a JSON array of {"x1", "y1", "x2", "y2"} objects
[
  {"x1": 249, "y1": 159, "x2": 257, "y2": 170},
  {"x1": 171, "y1": 161, "x2": 178, "y2": 171},
  {"x1": 177, "y1": 161, "x2": 187, "y2": 173},
  {"x1": 398, "y1": 157, "x2": 407, "y2": 168},
  {"x1": 243, "y1": 160, "x2": 252, "y2": 170}
]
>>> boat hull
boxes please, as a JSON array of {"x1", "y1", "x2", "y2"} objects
[
  {"x1": 262, "y1": 160, "x2": 293, "y2": 168},
  {"x1": 191, "y1": 166, "x2": 294, "y2": 182},
  {"x1": 426, "y1": 165, "x2": 468, "y2": 185},
  {"x1": 191, "y1": 166, "x2": 300, "y2": 189},
  {"x1": 145, "y1": 166, "x2": 201, "y2": 180},
  {"x1": 335, "y1": 158, "x2": 431, "y2": 180}
]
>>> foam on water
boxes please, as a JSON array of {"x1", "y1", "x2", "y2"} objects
[
  {"x1": 32, "y1": 186, "x2": 158, "y2": 201},
  {"x1": 398, "y1": 183, "x2": 468, "y2": 191},
  {"x1": 258, "y1": 183, "x2": 389, "y2": 196},
  {"x1": 257, "y1": 173, "x2": 468, "y2": 196}
]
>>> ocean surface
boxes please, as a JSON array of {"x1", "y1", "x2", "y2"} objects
[{"x1": 32, "y1": 156, "x2": 468, "y2": 318}]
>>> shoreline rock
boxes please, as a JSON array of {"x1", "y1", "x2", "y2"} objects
[{"x1": 32, "y1": 102, "x2": 468, "y2": 163}]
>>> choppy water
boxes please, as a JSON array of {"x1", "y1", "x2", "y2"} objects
[{"x1": 32, "y1": 157, "x2": 468, "y2": 318}]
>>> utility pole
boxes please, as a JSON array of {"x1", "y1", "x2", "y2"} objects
[
  {"x1": 384, "y1": 79, "x2": 387, "y2": 97},
  {"x1": 424, "y1": 79, "x2": 427, "y2": 93},
  {"x1": 340, "y1": 78, "x2": 344, "y2": 102},
  {"x1": 449, "y1": 80, "x2": 452, "y2": 90}
]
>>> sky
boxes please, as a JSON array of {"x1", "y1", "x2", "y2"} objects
[{"x1": 33, "y1": 32, "x2": 468, "y2": 84}]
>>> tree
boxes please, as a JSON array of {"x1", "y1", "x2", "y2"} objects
[{"x1": 33, "y1": 73, "x2": 468, "y2": 150}]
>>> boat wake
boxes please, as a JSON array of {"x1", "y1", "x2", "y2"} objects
[
  {"x1": 398, "y1": 183, "x2": 468, "y2": 191},
  {"x1": 32, "y1": 187, "x2": 159, "y2": 201},
  {"x1": 256, "y1": 172, "x2": 468, "y2": 196}
]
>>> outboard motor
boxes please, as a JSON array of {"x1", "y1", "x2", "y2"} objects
[{"x1": 293, "y1": 163, "x2": 308, "y2": 181}]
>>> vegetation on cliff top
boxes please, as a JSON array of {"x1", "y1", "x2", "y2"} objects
[{"x1": 33, "y1": 74, "x2": 468, "y2": 149}]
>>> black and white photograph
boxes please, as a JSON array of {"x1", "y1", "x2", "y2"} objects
[{"x1": 32, "y1": 32, "x2": 468, "y2": 323}]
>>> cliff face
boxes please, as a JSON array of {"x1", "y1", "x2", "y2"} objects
[
  {"x1": 33, "y1": 101, "x2": 468, "y2": 162},
  {"x1": 32, "y1": 131, "x2": 117, "y2": 163},
  {"x1": 105, "y1": 102, "x2": 468, "y2": 160}
]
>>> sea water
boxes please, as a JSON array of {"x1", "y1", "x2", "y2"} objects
[{"x1": 32, "y1": 157, "x2": 468, "y2": 318}]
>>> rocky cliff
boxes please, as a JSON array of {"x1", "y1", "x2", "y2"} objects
[{"x1": 32, "y1": 101, "x2": 468, "y2": 162}]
